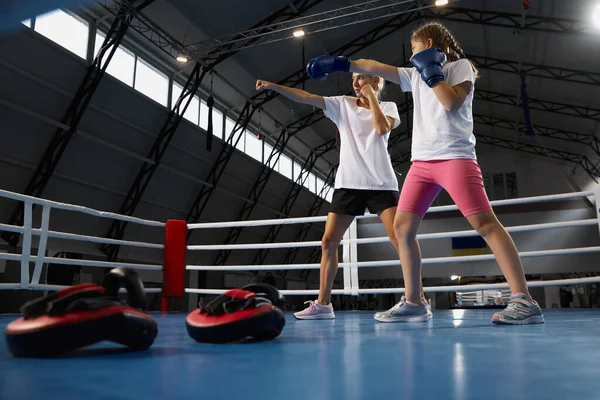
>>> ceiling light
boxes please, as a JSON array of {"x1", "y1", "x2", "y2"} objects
[
  {"x1": 435, "y1": 0, "x2": 449, "y2": 6},
  {"x1": 293, "y1": 29, "x2": 305, "y2": 38},
  {"x1": 176, "y1": 55, "x2": 189, "y2": 63}
]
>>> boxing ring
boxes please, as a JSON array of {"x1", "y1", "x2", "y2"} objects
[{"x1": 2, "y1": 187, "x2": 600, "y2": 399}]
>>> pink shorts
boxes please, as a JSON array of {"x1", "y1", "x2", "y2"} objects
[{"x1": 397, "y1": 159, "x2": 492, "y2": 218}]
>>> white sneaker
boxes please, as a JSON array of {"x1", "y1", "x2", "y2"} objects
[
  {"x1": 294, "y1": 300, "x2": 335, "y2": 320},
  {"x1": 374, "y1": 296, "x2": 429, "y2": 323},
  {"x1": 492, "y1": 293, "x2": 545, "y2": 325}
]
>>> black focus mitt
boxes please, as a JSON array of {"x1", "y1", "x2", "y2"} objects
[
  {"x1": 5, "y1": 267, "x2": 158, "y2": 357},
  {"x1": 186, "y1": 283, "x2": 285, "y2": 343}
]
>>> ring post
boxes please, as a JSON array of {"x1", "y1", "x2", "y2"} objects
[{"x1": 162, "y1": 220, "x2": 187, "y2": 312}]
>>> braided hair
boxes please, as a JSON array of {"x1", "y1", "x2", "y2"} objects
[{"x1": 411, "y1": 22, "x2": 480, "y2": 78}]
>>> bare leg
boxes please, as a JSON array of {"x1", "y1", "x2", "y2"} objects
[
  {"x1": 393, "y1": 211, "x2": 424, "y2": 305},
  {"x1": 378, "y1": 207, "x2": 399, "y2": 251},
  {"x1": 466, "y1": 211, "x2": 532, "y2": 300},
  {"x1": 318, "y1": 213, "x2": 355, "y2": 305},
  {"x1": 378, "y1": 207, "x2": 426, "y2": 301}
]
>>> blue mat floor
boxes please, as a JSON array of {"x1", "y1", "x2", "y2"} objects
[{"x1": 1, "y1": 309, "x2": 599, "y2": 400}]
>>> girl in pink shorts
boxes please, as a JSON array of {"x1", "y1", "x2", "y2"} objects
[{"x1": 305, "y1": 21, "x2": 544, "y2": 325}]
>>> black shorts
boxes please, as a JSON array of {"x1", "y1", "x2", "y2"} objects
[{"x1": 329, "y1": 188, "x2": 399, "y2": 216}]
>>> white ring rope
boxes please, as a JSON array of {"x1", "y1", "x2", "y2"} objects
[
  {"x1": 186, "y1": 288, "x2": 353, "y2": 296},
  {"x1": 419, "y1": 190, "x2": 595, "y2": 214},
  {"x1": 0, "y1": 222, "x2": 24, "y2": 234},
  {"x1": 356, "y1": 276, "x2": 600, "y2": 295},
  {"x1": 187, "y1": 189, "x2": 595, "y2": 230},
  {"x1": 185, "y1": 246, "x2": 600, "y2": 272},
  {"x1": 354, "y1": 246, "x2": 600, "y2": 268},
  {"x1": 0, "y1": 187, "x2": 166, "y2": 291},
  {"x1": 39, "y1": 255, "x2": 163, "y2": 271},
  {"x1": 0, "y1": 283, "x2": 22, "y2": 290},
  {"x1": 188, "y1": 240, "x2": 321, "y2": 251},
  {"x1": 29, "y1": 284, "x2": 163, "y2": 294},
  {"x1": 0, "y1": 253, "x2": 24, "y2": 262},
  {"x1": 187, "y1": 215, "x2": 328, "y2": 230},
  {"x1": 186, "y1": 262, "x2": 324, "y2": 271},
  {"x1": 186, "y1": 276, "x2": 600, "y2": 297},
  {"x1": 34, "y1": 229, "x2": 164, "y2": 249},
  {"x1": 0, "y1": 253, "x2": 162, "y2": 270},
  {"x1": 0, "y1": 188, "x2": 165, "y2": 227},
  {"x1": 185, "y1": 186, "x2": 600, "y2": 297},
  {"x1": 0, "y1": 223, "x2": 159, "y2": 251},
  {"x1": 187, "y1": 218, "x2": 598, "y2": 251},
  {"x1": 362, "y1": 218, "x2": 598, "y2": 243}
]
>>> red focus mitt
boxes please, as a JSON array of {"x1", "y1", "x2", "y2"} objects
[
  {"x1": 186, "y1": 283, "x2": 285, "y2": 343},
  {"x1": 5, "y1": 267, "x2": 158, "y2": 357}
]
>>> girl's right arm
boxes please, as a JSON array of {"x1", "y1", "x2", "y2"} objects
[
  {"x1": 349, "y1": 59, "x2": 402, "y2": 85},
  {"x1": 256, "y1": 80, "x2": 325, "y2": 110}
]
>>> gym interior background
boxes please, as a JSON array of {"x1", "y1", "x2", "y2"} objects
[{"x1": 1, "y1": 0, "x2": 600, "y2": 313}]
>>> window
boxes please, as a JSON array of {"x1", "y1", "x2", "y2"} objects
[
  {"x1": 271, "y1": 152, "x2": 281, "y2": 172},
  {"x1": 316, "y1": 177, "x2": 325, "y2": 196},
  {"x1": 226, "y1": 117, "x2": 245, "y2": 151},
  {"x1": 213, "y1": 108, "x2": 224, "y2": 140},
  {"x1": 27, "y1": 9, "x2": 330, "y2": 192},
  {"x1": 325, "y1": 185, "x2": 333, "y2": 203},
  {"x1": 303, "y1": 172, "x2": 313, "y2": 191},
  {"x1": 94, "y1": 32, "x2": 135, "y2": 86},
  {"x1": 35, "y1": 9, "x2": 88, "y2": 59},
  {"x1": 293, "y1": 162, "x2": 304, "y2": 183},
  {"x1": 135, "y1": 57, "x2": 169, "y2": 106},
  {"x1": 199, "y1": 100, "x2": 224, "y2": 139},
  {"x1": 264, "y1": 143, "x2": 279, "y2": 170},
  {"x1": 305, "y1": 173, "x2": 316, "y2": 193},
  {"x1": 200, "y1": 100, "x2": 209, "y2": 131},
  {"x1": 172, "y1": 82, "x2": 200, "y2": 125},
  {"x1": 245, "y1": 131, "x2": 262, "y2": 162},
  {"x1": 278, "y1": 155, "x2": 293, "y2": 180}
]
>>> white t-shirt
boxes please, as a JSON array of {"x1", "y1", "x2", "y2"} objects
[
  {"x1": 397, "y1": 59, "x2": 477, "y2": 161},
  {"x1": 323, "y1": 96, "x2": 401, "y2": 191}
]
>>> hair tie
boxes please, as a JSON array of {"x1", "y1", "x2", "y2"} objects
[{"x1": 459, "y1": 52, "x2": 466, "y2": 59}]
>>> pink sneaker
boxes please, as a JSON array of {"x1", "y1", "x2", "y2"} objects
[{"x1": 293, "y1": 300, "x2": 335, "y2": 320}]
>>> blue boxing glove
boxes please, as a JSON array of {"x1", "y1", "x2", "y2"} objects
[
  {"x1": 306, "y1": 55, "x2": 351, "y2": 81},
  {"x1": 411, "y1": 47, "x2": 447, "y2": 87}
]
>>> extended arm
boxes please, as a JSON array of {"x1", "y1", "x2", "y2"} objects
[
  {"x1": 256, "y1": 80, "x2": 325, "y2": 109},
  {"x1": 349, "y1": 59, "x2": 402, "y2": 85},
  {"x1": 305, "y1": 55, "x2": 402, "y2": 86}
]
